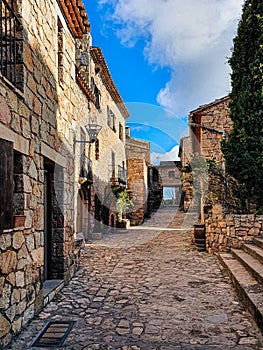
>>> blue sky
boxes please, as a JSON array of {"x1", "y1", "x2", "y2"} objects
[{"x1": 84, "y1": 0, "x2": 244, "y2": 162}]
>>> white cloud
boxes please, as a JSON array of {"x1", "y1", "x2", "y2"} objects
[
  {"x1": 151, "y1": 145, "x2": 180, "y2": 165},
  {"x1": 99, "y1": 0, "x2": 243, "y2": 116}
]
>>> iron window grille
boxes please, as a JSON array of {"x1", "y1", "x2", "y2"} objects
[
  {"x1": 0, "y1": 0, "x2": 23, "y2": 91},
  {"x1": 95, "y1": 139, "x2": 99, "y2": 160}
]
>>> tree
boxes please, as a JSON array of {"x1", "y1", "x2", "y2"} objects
[{"x1": 222, "y1": 0, "x2": 263, "y2": 212}]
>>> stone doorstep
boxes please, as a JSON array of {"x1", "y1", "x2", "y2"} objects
[
  {"x1": 91, "y1": 232, "x2": 103, "y2": 240},
  {"x1": 43, "y1": 279, "x2": 64, "y2": 306},
  {"x1": 219, "y1": 252, "x2": 263, "y2": 333}
]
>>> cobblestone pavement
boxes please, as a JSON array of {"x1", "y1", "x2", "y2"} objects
[{"x1": 7, "y1": 208, "x2": 263, "y2": 350}]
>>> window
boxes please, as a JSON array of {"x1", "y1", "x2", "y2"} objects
[
  {"x1": 119, "y1": 123, "x2": 124, "y2": 141},
  {"x1": 95, "y1": 139, "x2": 99, "y2": 160},
  {"x1": 168, "y1": 171, "x2": 175, "y2": 178},
  {"x1": 91, "y1": 77, "x2": 101, "y2": 110},
  {"x1": 107, "y1": 106, "x2": 116, "y2": 132},
  {"x1": 80, "y1": 127, "x2": 85, "y2": 149},
  {"x1": 0, "y1": 141, "x2": 27, "y2": 231},
  {"x1": 111, "y1": 151, "x2": 115, "y2": 179},
  {"x1": 0, "y1": 138, "x2": 14, "y2": 230},
  {"x1": 57, "y1": 18, "x2": 64, "y2": 84},
  {"x1": 79, "y1": 127, "x2": 85, "y2": 169},
  {"x1": 0, "y1": 0, "x2": 24, "y2": 90}
]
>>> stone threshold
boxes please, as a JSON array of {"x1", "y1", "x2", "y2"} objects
[{"x1": 43, "y1": 279, "x2": 64, "y2": 307}]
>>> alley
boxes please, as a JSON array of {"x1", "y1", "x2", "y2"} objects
[{"x1": 6, "y1": 209, "x2": 263, "y2": 350}]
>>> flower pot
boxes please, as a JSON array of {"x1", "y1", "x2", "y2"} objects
[
  {"x1": 13, "y1": 215, "x2": 26, "y2": 228},
  {"x1": 116, "y1": 219, "x2": 130, "y2": 229},
  {"x1": 194, "y1": 224, "x2": 206, "y2": 252}
]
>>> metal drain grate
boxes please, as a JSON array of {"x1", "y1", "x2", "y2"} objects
[{"x1": 31, "y1": 321, "x2": 75, "y2": 348}]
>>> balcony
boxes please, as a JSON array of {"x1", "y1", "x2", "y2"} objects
[
  {"x1": 79, "y1": 156, "x2": 93, "y2": 184},
  {"x1": 0, "y1": 0, "x2": 24, "y2": 91},
  {"x1": 109, "y1": 167, "x2": 116, "y2": 184}
]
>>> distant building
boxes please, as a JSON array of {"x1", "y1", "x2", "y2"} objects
[
  {"x1": 125, "y1": 127, "x2": 162, "y2": 224},
  {"x1": 157, "y1": 161, "x2": 182, "y2": 206},
  {"x1": 125, "y1": 127, "x2": 150, "y2": 225}
]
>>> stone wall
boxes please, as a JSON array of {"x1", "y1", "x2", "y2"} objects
[
  {"x1": 126, "y1": 137, "x2": 150, "y2": 225},
  {"x1": 0, "y1": 0, "x2": 128, "y2": 348},
  {"x1": 127, "y1": 158, "x2": 148, "y2": 225},
  {"x1": 204, "y1": 205, "x2": 263, "y2": 254}
]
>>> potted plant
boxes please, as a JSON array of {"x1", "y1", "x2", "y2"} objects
[
  {"x1": 113, "y1": 187, "x2": 133, "y2": 229},
  {"x1": 13, "y1": 206, "x2": 26, "y2": 227}
]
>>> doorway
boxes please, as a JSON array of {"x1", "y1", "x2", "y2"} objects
[{"x1": 44, "y1": 161, "x2": 54, "y2": 280}]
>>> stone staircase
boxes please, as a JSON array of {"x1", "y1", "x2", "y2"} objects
[{"x1": 219, "y1": 237, "x2": 263, "y2": 333}]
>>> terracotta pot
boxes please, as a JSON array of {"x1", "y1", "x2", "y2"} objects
[
  {"x1": 116, "y1": 219, "x2": 130, "y2": 229},
  {"x1": 13, "y1": 215, "x2": 26, "y2": 228}
]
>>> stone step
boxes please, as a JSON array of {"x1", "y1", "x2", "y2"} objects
[
  {"x1": 219, "y1": 252, "x2": 263, "y2": 333},
  {"x1": 242, "y1": 243, "x2": 263, "y2": 265},
  {"x1": 254, "y1": 237, "x2": 263, "y2": 250},
  {"x1": 231, "y1": 248, "x2": 263, "y2": 285}
]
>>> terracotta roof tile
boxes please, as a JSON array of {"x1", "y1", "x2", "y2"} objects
[
  {"x1": 59, "y1": 0, "x2": 90, "y2": 38},
  {"x1": 189, "y1": 95, "x2": 230, "y2": 116},
  {"x1": 90, "y1": 47, "x2": 130, "y2": 119}
]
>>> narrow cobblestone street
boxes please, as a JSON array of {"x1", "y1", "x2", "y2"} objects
[{"x1": 6, "y1": 208, "x2": 263, "y2": 350}]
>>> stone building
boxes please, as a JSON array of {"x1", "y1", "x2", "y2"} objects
[
  {"x1": 125, "y1": 127, "x2": 162, "y2": 224},
  {"x1": 79, "y1": 46, "x2": 129, "y2": 238},
  {"x1": 189, "y1": 95, "x2": 232, "y2": 163},
  {"x1": 0, "y1": 0, "x2": 128, "y2": 347},
  {"x1": 178, "y1": 96, "x2": 232, "y2": 217},
  {"x1": 125, "y1": 127, "x2": 150, "y2": 225},
  {"x1": 157, "y1": 161, "x2": 182, "y2": 206}
]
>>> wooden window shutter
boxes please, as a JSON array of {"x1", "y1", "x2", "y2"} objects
[{"x1": 0, "y1": 139, "x2": 14, "y2": 230}]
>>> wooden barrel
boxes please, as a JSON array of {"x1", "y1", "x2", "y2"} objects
[{"x1": 194, "y1": 224, "x2": 206, "y2": 252}]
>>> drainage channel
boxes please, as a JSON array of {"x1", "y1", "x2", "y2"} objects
[{"x1": 31, "y1": 321, "x2": 75, "y2": 348}]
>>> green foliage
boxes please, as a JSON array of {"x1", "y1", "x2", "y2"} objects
[
  {"x1": 221, "y1": 0, "x2": 263, "y2": 213},
  {"x1": 180, "y1": 163, "x2": 192, "y2": 173},
  {"x1": 112, "y1": 187, "x2": 133, "y2": 221},
  {"x1": 13, "y1": 207, "x2": 24, "y2": 215},
  {"x1": 206, "y1": 159, "x2": 243, "y2": 213}
]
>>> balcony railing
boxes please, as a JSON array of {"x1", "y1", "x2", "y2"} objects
[
  {"x1": 118, "y1": 165, "x2": 127, "y2": 186},
  {"x1": 80, "y1": 156, "x2": 93, "y2": 183},
  {"x1": 0, "y1": 0, "x2": 23, "y2": 91}
]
